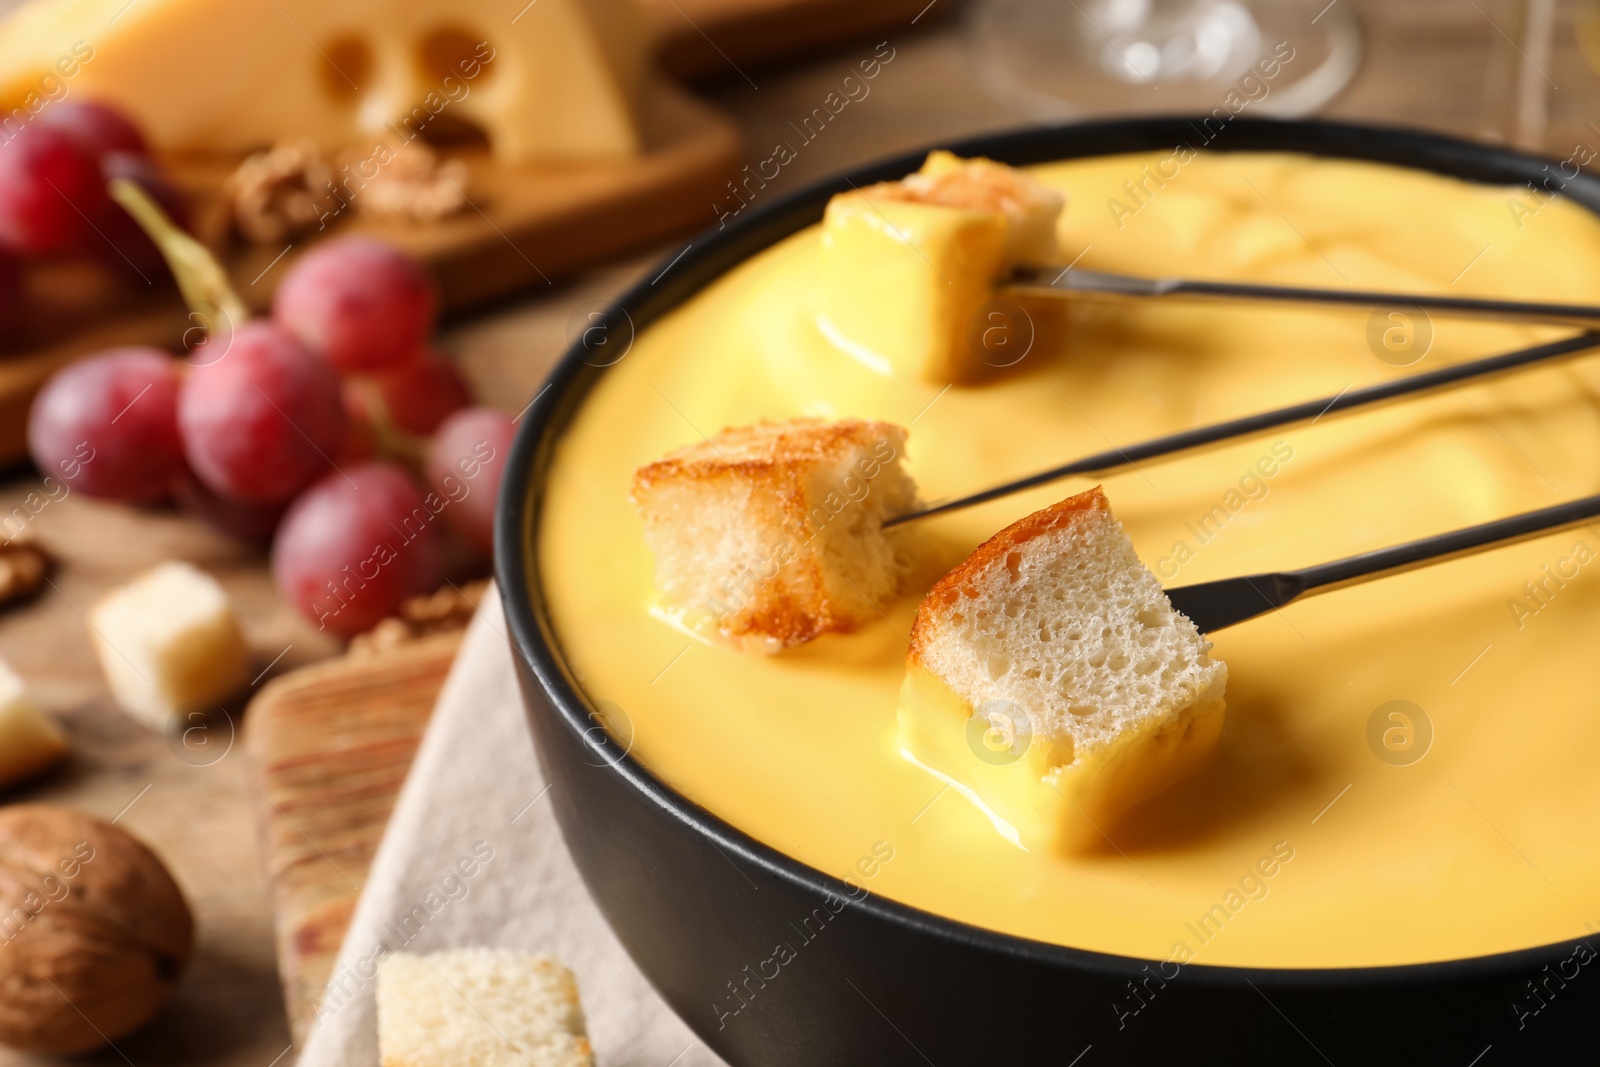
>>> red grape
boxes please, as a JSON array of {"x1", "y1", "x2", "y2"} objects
[
  {"x1": 0, "y1": 124, "x2": 109, "y2": 256},
  {"x1": 94, "y1": 151, "x2": 189, "y2": 278},
  {"x1": 373, "y1": 350, "x2": 472, "y2": 435},
  {"x1": 174, "y1": 469, "x2": 287, "y2": 543},
  {"x1": 179, "y1": 322, "x2": 346, "y2": 504},
  {"x1": 272, "y1": 462, "x2": 444, "y2": 637},
  {"x1": 39, "y1": 100, "x2": 148, "y2": 158},
  {"x1": 273, "y1": 239, "x2": 437, "y2": 373},
  {"x1": 425, "y1": 407, "x2": 515, "y2": 554},
  {"x1": 27, "y1": 347, "x2": 183, "y2": 503}
]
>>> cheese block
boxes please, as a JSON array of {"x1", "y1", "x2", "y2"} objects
[
  {"x1": 0, "y1": 0, "x2": 645, "y2": 164},
  {"x1": 88, "y1": 561, "x2": 251, "y2": 732}
]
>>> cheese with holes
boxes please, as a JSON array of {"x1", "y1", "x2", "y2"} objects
[
  {"x1": 88, "y1": 561, "x2": 251, "y2": 731},
  {"x1": 0, "y1": 657, "x2": 68, "y2": 788},
  {"x1": 0, "y1": 0, "x2": 645, "y2": 163}
]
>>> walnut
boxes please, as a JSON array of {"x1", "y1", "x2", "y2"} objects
[
  {"x1": 223, "y1": 139, "x2": 335, "y2": 244},
  {"x1": 340, "y1": 141, "x2": 469, "y2": 225},
  {"x1": 0, "y1": 806, "x2": 193, "y2": 1054},
  {"x1": 348, "y1": 579, "x2": 488, "y2": 658},
  {"x1": 0, "y1": 542, "x2": 49, "y2": 608},
  {"x1": 225, "y1": 139, "x2": 468, "y2": 243},
  {"x1": 399, "y1": 579, "x2": 487, "y2": 631},
  {"x1": 349, "y1": 616, "x2": 415, "y2": 658}
]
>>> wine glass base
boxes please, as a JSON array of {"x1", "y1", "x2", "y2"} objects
[{"x1": 968, "y1": 0, "x2": 1362, "y2": 120}]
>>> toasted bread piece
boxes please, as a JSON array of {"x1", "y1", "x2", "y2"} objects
[
  {"x1": 632, "y1": 418, "x2": 921, "y2": 652},
  {"x1": 818, "y1": 152, "x2": 1065, "y2": 382},
  {"x1": 900, "y1": 487, "x2": 1227, "y2": 851},
  {"x1": 377, "y1": 949, "x2": 592, "y2": 1067},
  {"x1": 0, "y1": 657, "x2": 68, "y2": 789},
  {"x1": 874, "y1": 150, "x2": 1065, "y2": 267}
]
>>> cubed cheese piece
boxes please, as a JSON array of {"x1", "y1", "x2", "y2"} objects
[
  {"x1": 88, "y1": 562, "x2": 250, "y2": 731},
  {"x1": 0, "y1": 0, "x2": 644, "y2": 164},
  {"x1": 631, "y1": 417, "x2": 922, "y2": 652},
  {"x1": 817, "y1": 151, "x2": 1066, "y2": 383},
  {"x1": 900, "y1": 487, "x2": 1227, "y2": 852},
  {"x1": 377, "y1": 949, "x2": 593, "y2": 1067},
  {"x1": 0, "y1": 658, "x2": 68, "y2": 788}
]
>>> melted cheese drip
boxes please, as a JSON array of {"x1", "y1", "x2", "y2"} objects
[{"x1": 539, "y1": 151, "x2": 1600, "y2": 968}]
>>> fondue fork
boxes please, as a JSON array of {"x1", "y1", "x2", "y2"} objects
[
  {"x1": 1007, "y1": 267, "x2": 1600, "y2": 330},
  {"x1": 1165, "y1": 493, "x2": 1600, "y2": 633},
  {"x1": 884, "y1": 332, "x2": 1599, "y2": 528}
]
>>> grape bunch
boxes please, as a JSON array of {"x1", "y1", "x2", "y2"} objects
[{"x1": 28, "y1": 229, "x2": 516, "y2": 638}]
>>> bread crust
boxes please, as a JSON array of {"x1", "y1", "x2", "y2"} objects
[
  {"x1": 632, "y1": 417, "x2": 915, "y2": 650},
  {"x1": 908, "y1": 485, "x2": 1108, "y2": 663},
  {"x1": 631, "y1": 417, "x2": 904, "y2": 492}
]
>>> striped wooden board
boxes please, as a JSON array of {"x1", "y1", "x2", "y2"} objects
[{"x1": 242, "y1": 631, "x2": 462, "y2": 1042}]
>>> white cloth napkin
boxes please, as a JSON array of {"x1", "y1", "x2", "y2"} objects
[{"x1": 297, "y1": 586, "x2": 723, "y2": 1067}]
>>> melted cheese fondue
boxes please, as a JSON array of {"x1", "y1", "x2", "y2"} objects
[{"x1": 538, "y1": 151, "x2": 1600, "y2": 968}]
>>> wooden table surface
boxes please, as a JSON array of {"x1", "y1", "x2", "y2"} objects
[{"x1": 3, "y1": 2, "x2": 1596, "y2": 1063}]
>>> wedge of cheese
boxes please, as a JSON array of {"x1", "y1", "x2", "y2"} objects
[{"x1": 0, "y1": 0, "x2": 645, "y2": 163}]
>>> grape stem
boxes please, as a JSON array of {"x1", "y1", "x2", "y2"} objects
[
  {"x1": 346, "y1": 377, "x2": 430, "y2": 469},
  {"x1": 109, "y1": 177, "x2": 248, "y2": 335},
  {"x1": 110, "y1": 178, "x2": 431, "y2": 476}
]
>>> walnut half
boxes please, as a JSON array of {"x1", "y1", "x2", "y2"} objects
[
  {"x1": 222, "y1": 138, "x2": 335, "y2": 244},
  {"x1": 0, "y1": 806, "x2": 193, "y2": 1054},
  {"x1": 224, "y1": 138, "x2": 469, "y2": 244},
  {"x1": 348, "y1": 578, "x2": 488, "y2": 658}
]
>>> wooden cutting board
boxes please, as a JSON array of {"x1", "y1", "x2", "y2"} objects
[
  {"x1": 0, "y1": 80, "x2": 739, "y2": 467},
  {"x1": 243, "y1": 631, "x2": 462, "y2": 1043}
]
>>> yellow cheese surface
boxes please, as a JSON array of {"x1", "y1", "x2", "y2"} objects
[
  {"x1": 897, "y1": 662, "x2": 1228, "y2": 855},
  {"x1": 539, "y1": 150, "x2": 1600, "y2": 968},
  {"x1": 0, "y1": 0, "x2": 644, "y2": 162}
]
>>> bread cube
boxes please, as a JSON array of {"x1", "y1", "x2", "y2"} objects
[
  {"x1": 0, "y1": 658, "x2": 68, "y2": 788},
  {"x1": 377, "y1": 949, "x2": 593, "y2": 1067},
  {"x1": 632, "y1": 418, "x2": 921, "y2": 652},
  {"x1": 88, "y1": 562, "x2": 250, "y2": 731},
  {"x1": 910, "y1": 150, "x2": 1067, "y2": 266},
  {"x1": 900, "y1": 487, "x2": 1227, "y2": 852},
  {"x1": 817, "y1": 151, "x2": 1065, "y2": 383}
]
